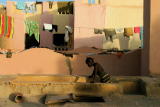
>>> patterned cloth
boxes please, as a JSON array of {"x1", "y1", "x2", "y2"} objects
[
  {"x1": 0, "y1": 15, "x2": 14, "y2": 38},
  {"x1": 25, "y1": 20, "x2": 39, "y2": 42}
]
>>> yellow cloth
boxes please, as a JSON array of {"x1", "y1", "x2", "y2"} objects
[
  {"x1": 124, "y1": 27, "x2": 133, "y2": 37},
  {"x1": 0, "y1": 15, "x2": 1, "y2": 34},
  {"x1": 10, "y1": 18, "x2": 14, "y2": 38}
]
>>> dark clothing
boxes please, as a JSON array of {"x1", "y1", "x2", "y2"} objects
[{"x1": 91, "y1": 63, "x2": 110, "y2": 83}]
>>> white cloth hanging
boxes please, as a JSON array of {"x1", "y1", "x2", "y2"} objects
[
  {"x1": 44, "y1": 23, "x2": 53, "y2": 30},
  {"x1": 115, "y1": 28, "x2": 124, "y2": 34},
  {"x1": 64, "y1": 26, "x2": 72, "y2": 42}
]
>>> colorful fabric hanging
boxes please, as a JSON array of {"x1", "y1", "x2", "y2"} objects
[
  {"x1": 25, "y1": 20, "x2": 40, "y2": 42},
  {"x1": 4, "y1": 15, "x2": 8, "y2": 37},
  {"x1": 124, "y1": 27, "x2": 133, "y2": 37},
  {"x1": 0, "y1": 15, "x2": 14, "y2": 38},
  {"x1": 0, "y1": 15, "x2": 5, "y2": 37},
  {"x1": 6, "y1": 16, "x2": 11, "y2": 38},
  {"x1": 9, "y1": 18, "x2": 14, "y2": 38},
  {"x1": 134, "y1": 27, "x2": 140, "y2": 34}
]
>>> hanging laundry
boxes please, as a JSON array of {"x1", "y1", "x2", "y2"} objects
[
  {"x1": 140, "y1": 27, "x2": 143, "y2": 48},
  {"x1": 88, "y1": 0, "x2": 95, "y2": 4},
  {"x1": 103, "y1": 28, "x2": 116, "y2": 42},
  {"x1": 16, "y1": 1, "x2": 25, "y2": 10},
  {"x1": 25, "y1": 20, "x2": 39, "y2": 42},
  {"x1": 44, "y1": 23, "x2": 52, "y2": 31},
  {"x1": 52, "y1": 25, "x2": 58, "y2": 32},
  {"x1": 88, "y1": 0, "x2": 92, "y2": 4},
  {"x1": 64, "y1": 26, "x2": 72, "y2": 47},
  {"x1": 118, "y1": 33, "x2": 129, "y2": 50},
  {"x1": 9, "y1": 17, "x2": 14, "y2": 38},
  {"x1": 94, "y1": 28, "x2": 103, "y2": 34},
  {"x1": 129, "y1": 33, "x2": 141, "y2": 50},
  {"x1": 124, "y1": 27, "x2": 133, "y2": 37},
  {"x1": 43, "y1": 24, "x2": 58, "y2": 32},
  {"x1": 134, "y1": 27, "x2": 140, "y2": 34},
  {"x1": 115, "y1": 28, "x2": 124, "y2": 34},
  {"x1": 49, "y1": 1, "x2": 53, "y2": 9},
  {"x1": 6, "y1": 16, "x2": 14, "y2": 38},
  {"x1": 92, "y1": 0, "x2": 96, "y2": 4},
  {"x1": 24, "y1": 2, "x2": 36, "y2": 13},
  {"x1": 0, "y1": 15, "x2": 14, "y2": 38},
  {"x1": 140, "y1": 27, "x2": 143, "y2": 40},
  {"x1": 0, "y1": 15, "x2": 5, "y2": 37},
  {"x1": 4, "y1": 15, "x2": 8, "y2": 37}
]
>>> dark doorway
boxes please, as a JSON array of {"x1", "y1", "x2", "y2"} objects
[
  {"x1": 53, "y1": 34, "x2": 65, "y2": 46},
  {"x1": 25, "y1": 33, "x2": 40, "y2": 49}
]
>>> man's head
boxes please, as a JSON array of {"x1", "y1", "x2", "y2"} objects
[{"x1": 86, "y1": 57, "x2": 94, "y2": 67}]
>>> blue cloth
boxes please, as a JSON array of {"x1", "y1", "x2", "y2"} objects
[
  {"x1": 88, "y1": 0, "x2": 95, "y2": 4},
  {"x1": 140, "y1": 27, "x2": 143, "y2": 48},
  {"x1": 92, "y1": 0, "x2": 95, "y2": 4},
  {"x1": 16, "y1": 1, "x2": 25, "y2": 10}
]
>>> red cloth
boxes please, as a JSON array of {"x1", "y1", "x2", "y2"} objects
[
  {"x1": 6, "y1": 16, "x2": 12, "y2": 38},
  {"x1": 134, "y1": 27, "x2": 140, "y2": 34},
  {"x1": 0, "y1": 15, "x2": 5, "y2": 37}
]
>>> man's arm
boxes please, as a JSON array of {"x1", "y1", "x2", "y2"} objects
[{"x1": 90, "y1": 65, "x2": 98, "y2": 82}]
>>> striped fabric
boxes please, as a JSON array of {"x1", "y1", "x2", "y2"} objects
[
  {"x1": 0, "y1": 15, "x2": 5, "y2": 37},
  {"x1": 0, "y1": 15, "x2": 14, "y2": 38}
]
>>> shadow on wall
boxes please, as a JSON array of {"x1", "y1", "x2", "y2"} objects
[{"x1": 71, "y1": 49, "x2": 141, "y2": 76}]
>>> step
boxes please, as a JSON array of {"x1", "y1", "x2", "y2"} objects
[{"x1": 0, "y1": 75, "x2": 159, "y2": 98}]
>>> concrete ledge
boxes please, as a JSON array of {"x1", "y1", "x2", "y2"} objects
[
  {"x1": 0, "y1": 75, "x2": 159, "y2": 98},
  {"x1": 141, "y1": 77, "x2": 160, "y2": 97}
]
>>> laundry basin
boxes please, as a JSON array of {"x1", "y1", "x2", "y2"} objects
[
  {"x1": 0, "y1": 75, "x2": 122, "y2": 98},
  {"x1": 11, "y1": 75, "x2": 87, "y2": 83}
]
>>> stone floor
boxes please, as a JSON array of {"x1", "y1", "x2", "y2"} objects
[{"x1": 0, "y1": 95, "x2": 160, "y2": 107}]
